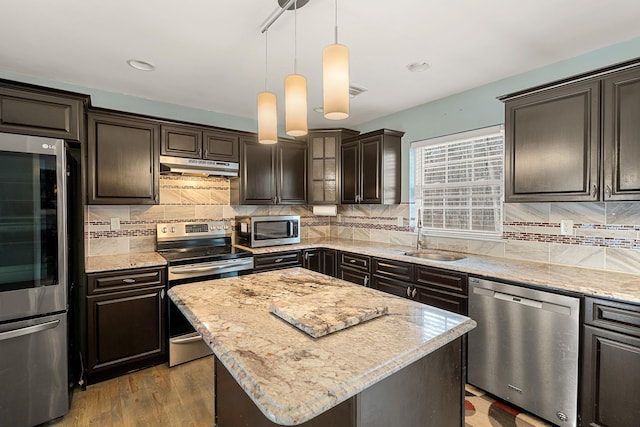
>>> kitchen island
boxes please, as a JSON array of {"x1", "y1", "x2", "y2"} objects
[{"x1": 168, "y1": 267, "x2": 476, "y2": 427}]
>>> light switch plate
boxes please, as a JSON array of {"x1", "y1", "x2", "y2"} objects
[
  {"x1": 110, "y1": 217, "x2": 121, "y2": 231},
  {"x1": 560, "y1": 219, "x2": 573, "y2": 235}
]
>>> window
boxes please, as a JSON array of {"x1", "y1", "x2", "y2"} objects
[{"x1": 412, "y1": 125, "x2": 504, "y2": 238}]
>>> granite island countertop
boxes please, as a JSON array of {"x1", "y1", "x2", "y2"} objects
[
  {"x1": 240, "y1": 238, "x2": 640, "y2": 304},
  {"x1": 168, "y1": 267, "x2": 476, "y2": 426}
]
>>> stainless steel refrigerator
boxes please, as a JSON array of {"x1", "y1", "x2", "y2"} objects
[{"x1": 0, "y1": 132, "x2": 70, "y2": 426}]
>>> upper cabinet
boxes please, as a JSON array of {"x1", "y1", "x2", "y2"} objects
[
  {"x1": 161, "y1": 123, "x2": 239, "y2": 162},
  {"x1": 341, "y1": 129, "x2": 404, "y2": 204},
  {"x1": 307, "y1": 128, "x2": 359, "y2": 205},
  {"x1": 602, "y1": 67, "x2": 640, "y2": 201},
  {"x1": 0, "y1": 82, "x2": 87, "y2": 141},
  {"x1": 87, "y1": 111, "x2": 160, "y2": 205},
  {"x1": 503, "y1": 61, "x2": 640, "y2": 202},
  {"x1": 231, "y1": 136, "x2": 307, "y2": 205}
]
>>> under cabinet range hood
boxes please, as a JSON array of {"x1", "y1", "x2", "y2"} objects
[{"x1": 160, "y1": 155, "x2": 239, "y2": 177}]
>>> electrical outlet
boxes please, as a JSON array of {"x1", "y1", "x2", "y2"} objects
[
  {"x1": 110, "y1": 217, "x2": 121, "y2": 231},
  {"x1": 397, "y1": 216, "x2": 403, "y2": 227},
  {"x1": 560, "y1": 219, "x2": 573, "y2": 236}
]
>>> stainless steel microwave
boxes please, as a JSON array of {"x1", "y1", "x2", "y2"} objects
[{"x1": 235, "y1": 216, "x2": 300, "y2": 248}]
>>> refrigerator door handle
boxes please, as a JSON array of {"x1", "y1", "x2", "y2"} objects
[{"x1": 0, "y1": 319, "x2": 60, "y2": 342}]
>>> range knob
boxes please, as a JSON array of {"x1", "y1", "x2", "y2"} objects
[
  {"x1": 161, "y1": 227, "x2": 168, "y2": 233},
  {"x1": 170, "y1": 227, "x2": 176, "y2": 233}
]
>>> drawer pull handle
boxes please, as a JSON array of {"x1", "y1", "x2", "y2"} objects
[
  {"x1": 275, "y1": 258, "x2": 283, "y2": 263},
  {"x1": 123, "y1": 278, "x2": 136, "y2": 284},
  {"x1": 406, "y1": 286, "x2": 411, "y2": 297},
  {"x1": 411, "y1": 288, "x2": 417, "y2": 298},
  {"x1": 349, "y1": 259, "x2": 356, "y2": 263}
]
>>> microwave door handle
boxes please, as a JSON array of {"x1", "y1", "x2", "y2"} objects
[{"x1": 287, "y1": 220, "x2": 292, "y2": 237}]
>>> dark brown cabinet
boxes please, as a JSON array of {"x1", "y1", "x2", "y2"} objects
[
  {"x1": 581, "y1": 297, "x2": 640, "y2": 427},
  {"x1": 253, "y1": 250, "x2": 303, "y2": 272},
  {"x1": 85, "y1": 267, "x2": 167, "y2": 384},
  {"x1": 302, "y1": 248, "x2": 337, "y2": 277},
  {"x1": 341, "y1": 129, "x2": 403, "y2": 204},
  {"x1": 602, "y1": 67, "x2": 640, "y2": 200},
  {"x1": 87, "y1": 111, "x2": 159, "y2": 204},
  {"x1": 372, "y1": 257, "x2": 414, "y2": 298},
  {"x1": 503, "y1": 60, "x2": 640, "y2": 202},
  {"x1": 338, "y1": 251, "x2": 371, "y2": 287},
  {"x1": 0, "y1": 82, "x2": 86, "y2": 140},
  {"x1": 160, "y1": 123, "x2": 240, "y2": 162},
  {"x1": 307, "y1": 128, "x2": 358, "y2": 205},
  {"x1": 231, "y1": 136, "x2": 307, "y2": 205}
]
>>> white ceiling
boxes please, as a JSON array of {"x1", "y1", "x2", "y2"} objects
[{"x1": 2, "y1": 0, "x2": 640, "y2": 129}]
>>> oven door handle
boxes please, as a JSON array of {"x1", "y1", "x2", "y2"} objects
[
  {"x1": 171, "y1": 334, "x2": 205, "y2": 345},
  {"x1": 0, "y1": 320, "x2": 60, "y2": 342},
  {"x1": 171, "y1": 259, "x2": 253, "y2": 274}
]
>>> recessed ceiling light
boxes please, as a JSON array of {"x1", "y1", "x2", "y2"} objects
[
  {"x1": 406, "y1": 61, "x2": 431, "y2": 72},
  {"x1": 313, "y1": 107, "x2": 324, "y2": 113},
  {"x1": 127, "y1": 59, "x2": 155, "y2": 71}
]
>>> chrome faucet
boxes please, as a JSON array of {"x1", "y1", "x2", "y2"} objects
[{"x1": 416, "y1": 208, "x2": 425, "y2": 250}]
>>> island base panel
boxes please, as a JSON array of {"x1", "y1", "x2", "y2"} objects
[{"x1": 214, "y1": 337, "x2": 462, "y2": 427}]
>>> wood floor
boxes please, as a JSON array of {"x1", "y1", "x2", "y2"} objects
[{"x1": 47, "y1": 357, "x2": 215, "y2": 427}]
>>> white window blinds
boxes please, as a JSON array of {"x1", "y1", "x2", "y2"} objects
[{"x1": 413, "y1": 126, "x2": 504, "y2": 238}]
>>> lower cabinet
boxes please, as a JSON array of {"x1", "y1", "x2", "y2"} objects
[
  {"x1": 338, "y1": 251, "x2": 371, "y2": 287},
  {"x1": 581, "y1": 297, "x2": 640, "y2": 427},
  {"x1": 303, "y1": 248, "x2": 338, "y2": 277},
  {"x1": 253, "y1": 250, "x2": 303, "y2": 273},
  {"x1": 85, "y1": 267, "x2": 167, "y2": 384}
]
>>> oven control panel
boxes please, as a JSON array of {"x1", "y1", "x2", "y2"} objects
[{"x1": 157, "y1": 221, "x2": 230, "y2": 241}]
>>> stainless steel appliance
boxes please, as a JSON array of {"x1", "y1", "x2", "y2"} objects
[
  {"x1": 235, "y1": 215, "x2": 300, "y2": 248},
  {"x1": 159, "y1": 155, "x2": 239, "y2": 177},
  {"x1": 156, "y1": 222, "x2": 253, "y2": 366},
  {"x1": 0, "y1": 133, "x2": 69, "y2": 426},
  {"x1": 467, "y1": 277, "x2": 580, "y2": 427}
]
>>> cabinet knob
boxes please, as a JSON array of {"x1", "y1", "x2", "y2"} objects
[{"x1": 605, "y1": 185, "x2": 612, "y2": 198}]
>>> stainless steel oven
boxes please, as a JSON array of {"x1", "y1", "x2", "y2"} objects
[
  {"x1": 235, "y1": 215, "x2": 300, "y2": 248},
  {"x1": 157, "y1": 222, "x2": 254, "y2": 367},
  {"x1": 0, "y1": 132, "x2": 69, "y2": 427}
]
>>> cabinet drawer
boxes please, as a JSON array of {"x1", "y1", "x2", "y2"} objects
[
  {"x1": 584, "y1": 297, "x2": 640, "y2": 337},
  {"x1": 372, "y1": 257, "x2": 413, "y2": 282},
  {"x1": 339, "y1": 251, "x2": 370, "y2": 271},
  {"x1": 253, "y1": 251, "x2": 302, "y2": 272},
  {"x1": 339, "y1": 266, "x2": 370, "y2": 287},
  {"x1": 87, "y1": 267, "x2": 166, "y2": 295},
  {"x1": 372, "y1": 274, "x2": 411, "y2": 298},
  {"x1": 414, "y1": 286, "x2": 468, "y2": 315},
  {"x1": 414, "y1": 265, "x2": 467, "y2": 295}
]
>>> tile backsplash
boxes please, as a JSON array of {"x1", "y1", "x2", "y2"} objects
[{"x1": 86, "y1": 176, "x2": 640, "y2": 274}]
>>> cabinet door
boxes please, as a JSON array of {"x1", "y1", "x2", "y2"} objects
[
  {"x1": 303, "y1": 249, "x2": 322, "y2": 273},
  {"x1": 581, "y1": 325, "x2": 640, "y2": 427},
  {"x1": 203, "y1": 130, "x2": 239, "y2": 162},
  {"x1": 238, "y1": 137, "x2": 276, "y2": 204},
  {"x1": 504, "y1": 79, "x2": 600, "y2": 202},
  {"x1": 0, "y1": 86, "x2": 84, "y2": 140},
  {"x1": 309, "y1": 131, "x2": 340, "y2": 204},
  {"x1": 87, "y1": 113, "x2": 159, "y2": 204},
  {"x1": 161, "y1": 124, "x2": 202, "y2": 158},
  {"x1": 86, "y1": 286, "x2": 166, "y2": 379},
  {"x1": 340, "y1": 140, "x2": 360, "y2": 203},
  {"x1": 277, "y1": 139, "x2": 307, "y2": 204},
  {"x1": 603, "y1": 67, "x2": 640, "y2": 201},
  {"x1": 322, "y1": 249, "x2": 337, "y2": 277},
  {"x1": 360, "y1": 136, "x2": 382, "y2": 203}
]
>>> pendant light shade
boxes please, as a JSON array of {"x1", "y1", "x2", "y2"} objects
[
  {"x1": 285, "y1": 73, "x2": 308, "y2": 136},
  {"x1": 323, "y1": 43, "x2": 349, "y2": 120},
  {"x1": 257, "y1": 91, "x2": 278, "y2": 144}
]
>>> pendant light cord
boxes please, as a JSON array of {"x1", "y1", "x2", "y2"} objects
[
  {"x1": 334, "y1": 0, "x2": 338, "y2": 44},
  {"x1": 294, "y1": 0, "x2": 298, "y2": 74},
  {"x1": 264, "y1": 30, "x2": 269, "y2": 91}
]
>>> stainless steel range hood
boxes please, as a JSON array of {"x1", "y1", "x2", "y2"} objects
[{"x1": 160, "y1": 155, "x2": 239, "y2": 177}]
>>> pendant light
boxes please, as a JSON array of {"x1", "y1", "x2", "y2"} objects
[
  {"x1": 257, "y1": 30, "x2": 278, "y2": 144},
  {"x1": 323, "y1": 0, "x2": 349, "y2": 120},
  {"x1": 285, "y1": 0, "x2": 308, "y2": 137}
]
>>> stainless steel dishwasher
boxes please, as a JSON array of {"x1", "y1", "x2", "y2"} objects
[{"x1": 467, "y1": 277, "x2": 580, "y2": 427}]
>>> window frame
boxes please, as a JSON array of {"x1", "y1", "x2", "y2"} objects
[{"x1": 411, "y1": 125, "x2": 505, "y2": 240}]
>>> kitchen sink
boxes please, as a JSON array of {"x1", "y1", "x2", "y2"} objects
[{"x1": 403, "y1": 250, "x2": 466, "y2": 261}]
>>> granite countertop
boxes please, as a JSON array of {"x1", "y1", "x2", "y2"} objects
[
  {"x1": 241, "y1": 238, "x2": 640, "y2": 305},
  {"x1": 85, "y1": 251, "x2": 167, "y2": 273},
  {"x1": 168, "y1": 268, "x2": 476, "y2": 426}
]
